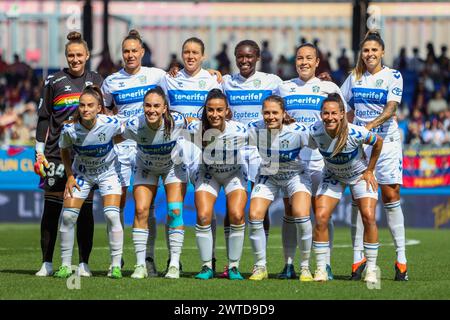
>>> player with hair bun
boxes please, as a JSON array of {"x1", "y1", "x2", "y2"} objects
[{"x1": 34, "y1": 31, "x2": 103, "y2": 277}]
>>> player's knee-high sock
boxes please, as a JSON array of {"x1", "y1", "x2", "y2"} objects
[
  {"x1": 59, "y1": 208, "x2": 80, "y2": 267},
  {"x1": 313, "y1": 241, "x2": 329, "y2": 272},
  {"x1": 263, "y1": 213, "x2": 270, "y2": 246},
  {"x1": 249, "y1": 220, "x2": 266, "y2": 267},
  {"x1": 282, "y1": 216, "x2": 297, "y2": 265},
  {"x1": 133, "y1": 228, "x2": 148, "y2": 266},
  {"x1": 327, "y1": 218, "x2": 334, "y2": 266},
  {"x1": 104, "y1": 206, "x2": 123, "y2": 267},
  {"x1": 211, "y1": 212, "x2": 217, "y2": 260},
  {"x1": 363, "y1": 242, "x2": 379, "y2": 272},
  {"x1": 384, "y1": 201, "x2": 407, "y2": 264},
  {"x1": 228, "y1": 224, "x2": 245, "y2": 269},
  {"x1": 40, "y1": 195, "x2": 63, "y2": 263},
  {"x1": 351, "y1": 201, "x2": 365, "y2": 263},
  {"x1": 195, "y1": 224, "x2": 213, "y2": 268},
  {"x1": 224, "y1": 214, "x2": 231, "y2": 258},
  {"x1": 146, "y1": 204, "x2": 157, "y2": 260},
  {"x1": 77, "y1": 198, "x2": 94, "y2": 264},
  {"x1": 295, "y1": 217, "x2": 312, "y2": 268},
  {"x1": 168, "y1": 202, "x2": 184, "y2": 269}
]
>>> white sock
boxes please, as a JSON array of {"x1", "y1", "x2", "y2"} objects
[
  {"x1": 224, "y1": 225, "x2": 231, "y2": 258},
  {"x1": 168, "y1": 229, "x2": 184, "y2": 268},
  {"x1": 211, "y1": 212, "x2": 217, "y2": 260},
  {"x1": 364, "y1": 242, "x2": 379, "y2": 272},
  {"x1": 147, "y1": 205, "x2": 157, "y2": 260},
  {"x1": 59, "y1": 208, "x2": 80, "y2": 267},
  {"x1": 385, "y1": 201, "x2": 407, "y2": 264},
  {"x1": 195, "y1": 224, "x2": 212, "y2": 268},
  {"x1": 282, "y1": 216, "x2": 296, "y2": 265},
  {"x1": 295, "y1": 217, "x2": 312, "y2": 268},
  {"x1": 249, "y1": 220, "x2": 266, "y2": 267},
  {"x1": 313, "y1": 241, "x2": 329, "y2": 272},
  {"x1": 229, "y1": 224, "x2": 245, "y2": 269},
  {"x1": 105, "y1": 206, "x2": 123, "y2": 267},
  {"x1": 327, "y1": 218, "x2": 334, "y2": 266},
  {"x1": 119, "y1": 208, "x2": 125, "y2": 229},
  {"x1": 351, "y1": 201, "x2": 365, "y2": 263},
  {"x1": 132, "y1": 228, "x2": 149, "y2": 266}
]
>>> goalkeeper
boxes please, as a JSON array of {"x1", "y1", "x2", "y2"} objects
[{"x1": 34, "y1": 31, "x2": 104, "y2": 277}]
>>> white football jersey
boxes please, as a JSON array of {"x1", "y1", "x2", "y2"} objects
[
  {"x1": 101, "y1": 67, "x2": 166, "y2": 122},
  {"x1": 122, "y1": 112, "x2": 187, "y2": 171},
  {"x1": 222, "y1": 71, "x2": 282, "y2": 124},
  {"x1": 340, "y1": 66, "x2": 403, "y2": 140},
  {"x1": 160, "y1": 69, "x2": 221, "y2": 119},
  {"x1": 188, "y1": 119, "x2": 247, "y2": 179},
  {"x1": 308, "y1": 121, "x2": 378, "y2": 184},
  {"x1": 278, "y1": 77, "x2": 349, "y2": 160},
  {"x1": 248, "y1": 120, "x2": 309, "y2": 181},
  {"x1": 59, "y1": 115, "x2": 123, "y2": 176}
]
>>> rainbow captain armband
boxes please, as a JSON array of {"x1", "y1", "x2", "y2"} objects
[
  {"x1": 167, "y1": 202, "x2": 184, "y2": 228},
  {"x1": 364, "y1": 132, "x2": 377, "y2": 146}
]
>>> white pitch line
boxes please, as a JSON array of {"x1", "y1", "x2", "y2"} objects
[{"x1": 0, "y1": 239, "x2": 421, "y2": 251}]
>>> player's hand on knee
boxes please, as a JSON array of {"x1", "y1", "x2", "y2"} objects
[
  {"x1": 33, "y1": 153, "x2": 49, "y2": 178},
  {"x1": 64, "y1": 176, "x2": 80, "y2": 199},
  {"x1": 360, "y1": 170, "x2": 377, "y2": 192}
]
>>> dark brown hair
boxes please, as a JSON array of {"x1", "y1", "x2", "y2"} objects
[
  {"x1": 182, "y1": 37, "x2": 205, "y2": 55},
  {"x1": 143, "y1": 86, "x2": 174, "y2": 139},
  {"x1": 296, "y1": 42, "x2": 319, "y2": 59},
  {"x1": 122, "y1": 29, "x2": 143, "y2": 48},
  {"x1": 262, "y1": 95, "x2": 296, "y2": 125},
  {"x1": 201, "y1": 89, "x2": 231, "y2": 135},
  {"x1": 235, "y1": 40, "x2": 260, "y2": 57},
  {"x1": 68, "y1": 85, "x2": 105, "y2": 123},
  {"x1": 353, "y1": 30, "x2": 385, "y2": 80}
]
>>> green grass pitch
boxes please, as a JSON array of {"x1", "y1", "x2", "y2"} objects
[{"x1": 0, "y1": 224, "x2": 449, "y2": 300}]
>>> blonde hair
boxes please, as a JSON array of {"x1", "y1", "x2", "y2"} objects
[{"x1": 352, "y1": 30, "x2": 385, "y2": 80}]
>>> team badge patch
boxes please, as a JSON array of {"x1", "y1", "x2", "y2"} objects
[
  {"x1": 138, "y1": 75, "x2": 147, "y2": 84},
  {"x1": 281, "y1": 139, "x2": 289, "y2": 148},
  {"x1": 98, "y1": 132, "x2": 106, "y2": 142},
  {"x1": 199, "y1": 80, "x2": 206, "y2": 89},
  {"x1": 312, "y1": 86, "x2": 320, "y2": 93},
  {"x1": 375, "y1": 79, "x2": 383, "y2": 87},
  {"x1": 253, "y1": 79, "x2": 261, "y2": 88}
]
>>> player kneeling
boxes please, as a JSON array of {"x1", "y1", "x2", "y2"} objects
[
  {"x1": 54, "y1": 86, "x2": 124, "y2": 279},
  {"x1": 308, "y1": 93, "x2": 382, "y2": 284}
]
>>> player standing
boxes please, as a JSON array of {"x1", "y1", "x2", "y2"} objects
[
  {"x1": 277, "y1": 43, "x2": 349, "y2": 280},
  {"x1": 341, "y1": 30, "x2": 408, "y2": 281},
  {"x1": 101, "y1": 30, "x2": 167, "y2": 276},
  {"x1": 34, "y1": 32, "x2": 103, "y2": 277},
  {"x1": 219, "y1": 40, "x2": 282, "y2": 277}
]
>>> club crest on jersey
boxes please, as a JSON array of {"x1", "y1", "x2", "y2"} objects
[
  {"x1": 177, "y1": 81, "x2": 183, "y2": 88},
  {"x1": 281, "y1": 139, "x2": 289, "y2": 149},
  {"x1": 253, "y1": 79, "x2": 261, "y2": 88},
  {"x1": 85, "y1": 81, "x2": 93, "y2": 86},
  {"x1": 138, "y1": 75, "x2": 147, "y2": 84},
  {"x1": 98, "y1": 132, "x2": 106, "y2": 142},
  {"x1": 375, "y1": 79, "x2": 383, "y2": 88},
  {"x1": 64, "y1": 85, "x2": 72, "y2": 92},
  {"x1": 290, "y1": 87, "x2": 296, "y2": 92},
  {"x1": 356, "y1": 80, "x2": 362, "y2": 85},
  {"x1": 199, "y1": 80, "x2": 206, "y2": 89},
  {"x1": 312, "y1": 86, "x2": 320, "y2": 93},
  {"x1": 118, "y1": 82, "x2": 125, "y2": 88}
]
